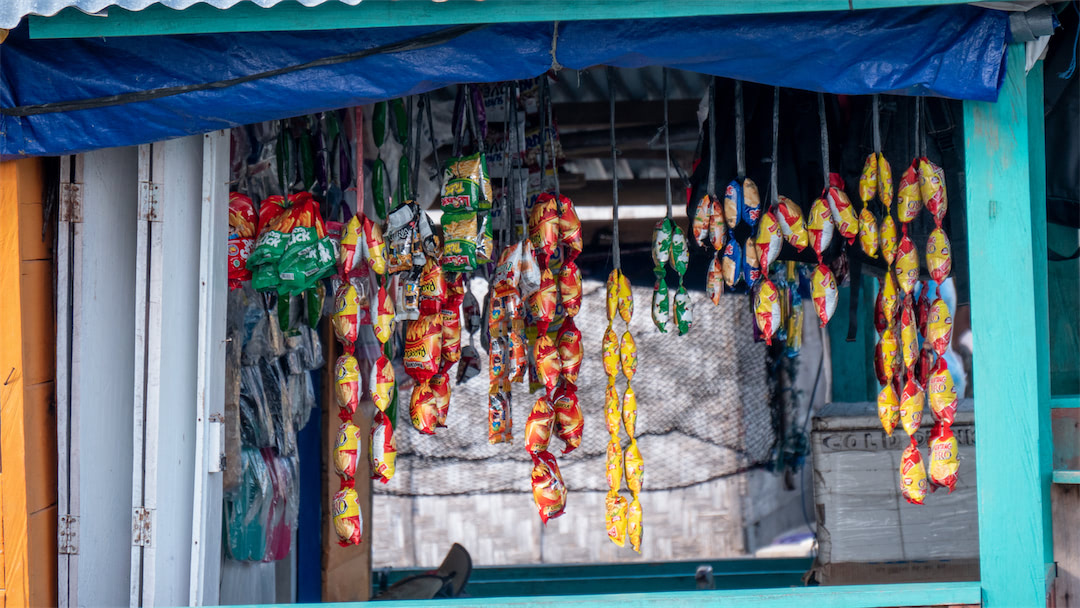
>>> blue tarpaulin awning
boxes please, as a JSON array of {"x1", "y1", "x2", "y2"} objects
[{"x1": 0, "y1": 4, "x2": 1009, "y2": 158}]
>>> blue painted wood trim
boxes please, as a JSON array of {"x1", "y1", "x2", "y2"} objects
[
  {"x1": 1052, "y1": 395, "x2": 1080, "y2": 409},
  {"x1": 27, "y1": 0, "x2": 973, "y2": 39},
  {"x1": 1053, "y1": 470, "x2": 1080, "y2": 484},
  {"x1": 963, "y1": 46, "x2": 1053, "y2": 608},
  {"x1": 232, "y1": 582, "x2": 981, "y2": 608}
]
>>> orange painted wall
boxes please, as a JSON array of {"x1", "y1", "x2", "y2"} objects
[{"x1": 0, "y1": 158, "x2": 57, "y2": 608}]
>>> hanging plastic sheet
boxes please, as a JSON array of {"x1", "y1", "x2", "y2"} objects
[{"x1": 0, "y1": 4, "x2": 1007, "y2": 158}]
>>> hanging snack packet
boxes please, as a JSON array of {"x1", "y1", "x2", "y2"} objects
[
  {"x1": 492, "y1": 243, "x2": 522, "y2": 299},
  {"x1": 928, "y1": 358, "x2": 958, "y2": 425},
  {"x1": 900, "y1": 443, "x2": 929, "y2": 505},
  {"x1": 535, "y1": 335, "x2": 562, "y2": 394},
  {"x1": 334, "y1": 422, "x2": 362, "y2": 479},
  {"x1": 693, "y1": 195, "x2": 716, "y2": 248},
  {"x1": 621, "y1": 385, "x2": 638, "y2": 438},
  {"x1": 929, "y1": 164, "x2": 948, "y2": 224},
  {"x1": 859, "y1": 153, "x2": 879, "y2": 203},
  {"x1": 488, "y1": 390, "x2": 512, "y2": 444},
  {"x1": 811, "y1": 264, "x2": 838, "y2": 327},
  {"x1": 430, "y1": 372, "x2": 451, "y2": 427},
  {"x1": 654, "y1": 277, "x2": 672, "y2": 331},
  {"x1": 606, "y1": 270, "x2": 620, "y2": 322},
  {"x1": 877, "y1": 380, "x2": 900, "y2": 436},
  {"x1": 742, "y1": 178, "x2": 762, "y2": 227},
  {"x1": 332, "y1": 487, "x2": 363, "y2": 546},
  {"x1": 723, "y1": 180, "x2": 743, "y2": 229},
  {"x1": 808, "y1": 197, "x2": 834, "y2": 262},
  {"x1": 602, "y1": 327, "x2": 620, "y2": 377},
  {"x1": 624, "y1": 441, "x2": 644, "y2": 495},
  {"x1": 776, "y1": 196, "x2": 809, "y2": 252},
  {"x1": 370, "y1": 355, "x2": 395, "y2": 412},
  {"x1": 404, "y1": 314, "x2": 442, "y2": 381},
  {"x1": 919, "y1": 158, "x2": 947, "y2": 222},
  {"x1": 363, "y1": 215, "x2": 388, "y2": 276},
  {"x1": 440, "y1": 306, "x2": 462, "y2": 368},
  {"x1": 918, "y1": 347, "x2": 935, "y2": 389},
  {"x1": 519, "y1": 241, "x2": 543, "y2": 298},
  {"x1": 880, "y1": 271, "x2": 901, "y2": 329},
  {"x1": 373, "y1": 285, "x2": 395, "y2": 344},
  {"x1": 897, "y1": 161, "x2": 922, "y2": 223},
  {"x1": 605, "y1": 381, "x2": 621, "y2": 436},
  {"x1": 606, "y1": 438, "x2": 624, "y2": 492},
  {"x1": 617, "y1": 272, "x2": 634, "y2": 324},
  {"x1": 899, "y1": 377, "x2": 925, "y2": 437},
  {"x1": 826, "y1": 182, "x2": 858, "y2": 243},
  {"x1": 441, "y1": 152, "x2": 492, "y2": 211},
  {"x1": 386, "y1": 203, "x2": 419, "y2": 274},
  {"x1": 722, "y1": 239, "x2": 742, "y2": 288},
  {"x1": 553, "y1": 385, "x2": 584, "y2": 454},
  {"x1": 409, "y1": 379, "x2": 439, "y2": 435},
  {"x1": 652, "y1": 218, "x2": 673, "y2": 270},
  {"x1": 858, "y1": 208, "x2": 879, "y2": 258},
  {"x1": 743, "y1": 237, "x2": 762, "y2": 286},
  {"x1": 925, "y1": 228, "x2": 952, "y2": 284},
  {"x1": 418, "y1": 257, "x2": 446, "y2": 316},
  {"x1": 894, "y1": 235, "x2": 919, "y2": 295},
  {"x1": 558, "y1": 320, "x2": 583, "y2": 384},
  {"x1": 559, "y1": 196, "x2": 584, "y2": 263},
  {"x1": 880, "y1": 215, "x2": 899, "y2": 265},
  {"x1": 900, "y1": 298, "x2": 919, "y2": 369},
  {"x1": 754, "y1": 279, "x2": 782, "y2": 345},
  {"x1": 670, "y1": 225, "x2": 690, "y2": 276},
  {"x1": 525, "y1": 395, "x2": 555, "y2": 455},
  {"x1": 877, "y1": 326, "x2": 900, "y2": 383},
  {"x1": 370, "y1": 410, "x2": 397, "y2": 484},
  {"x1": 709, "y1": 205, "x2": 727, "y2": 252},
  {"x1": 674, "y1": 285, "x2": 693, "y2": 336},
  {"x1": 620, "y1": 331, "x2": 638, "y2": 381},
  {"x1": 755, "y1": 211, "x2": 782, "y2": 268},
  {"x1": 457, "y1": 344, "x2": 482, "y2": 384},
  {"x1": 333, "y1": 282, "x2": 361, "y2": 345},
  {"x1": 339, "y1": 215, "x2": 362, "y2": 277},
  {"x1": 605, "y1": 492, "x2": 629, "y2": 547},
  {"x1": 529, "y1": 193, "x2": 561, "y2": 266},
  {"x1": 927, "y1": 297, "x2": 953, "y2": 356},
  {"x1": 489, "y1": 337, "x2": 507, "y2": 383},
  {"x1": 878, "y1": 152, "x2": 894, "y2": 207},
  {"x1": 531, "y1": 451, "x2": 567, "y2": 524},
  {"x1": 335, "y1": 354, "x2": 361, "y2": 415},
  {"x1": 627, "y1": 497, "x2": 643, "y2": 553},
  {"x1": 441, "y1": 209, "x2": 478, "y2": 272},
  {"x1": 475, "y1": 213, "x2": 495, "y2": 265},
  {"x1": 559, "y1": 261, "x2": 582, "y2": 317},
  {"x1": 530, "y1": 269, "x2": 558, "y2": 335},
  {"x1": 706, "y1": 255, "x2": 723, "y2": 306},
  {"x1": 929, "y1": 424, "x2": 959, "y2": 492}
]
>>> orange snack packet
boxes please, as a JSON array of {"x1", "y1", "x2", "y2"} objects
[
  {"x1": 531, "y1": 450, "x2": 567, "y2": 524},
  {"x1": 529, "y1": 268, "x2": 558, "y2": 335},
  {"x1": 404, "y1": 313, "x2": 443, "y2": 381},
  {"x1": 430, "y1": 372, "x2": 451, "y2": 428},
  {"x1": 559, "y1": 261, "x2": 583, "y2": 317},
  {"x1": 553, "y1": 385, "x2": 584, "y2": 454},
  {"x1": 535, "y1": 334, "x2": 562, "y2": 394},
  {"x1": 525, "y1": 395, "x2": 555, "y2": 455},
  {"x1": 558, "y1": 320, "x2": 583, "y2": 384},
  {"x1": 605, "y1": 492, "x2": 629, "y2": 547},
  {"x1": 409, "y1": 379, "x2": 439, "y2": 435}
]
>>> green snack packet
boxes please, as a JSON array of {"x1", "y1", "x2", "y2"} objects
[
  {"x1": 440, "y1": 153, "x2": 493, "y2": 212},
  {"x1": 252, "y1": 263, "x2": 280, "y2": 293},
  {"x1": 441, "y1": 209, "x2": 478, "y2": 272},
  {"x1": 306, "y1": 283, "x2": 324, "y2": 329},
  {"x1": 674, "y1": 284, "x2": 693, "y2": 336},
  {"x1": 652, "y1": 277, "x2": 670, "y2": 333},
  {"x1": 372, "y1": 158, "x2": 388, "y2": 220},
  {"x1": 390, "y1": 98, "x2": 409, "y2": 144},
  {"x1": 651, "y1": 218, "x2": 673, "y2": 275},
  {"x1": 372, "y1": 102, "x2": 388, "y2": 148},
  {"x1": 670, "y1": 224, "x2": 690, "y2": 277},
  {"x1": 398, "y1": 154, "x2": 411, "y2": 206},
  {"x1": 248, "y1": 230, "x2": 288, "y2": 269}
]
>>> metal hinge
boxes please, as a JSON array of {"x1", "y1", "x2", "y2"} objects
[
  {"x1": 59, "y1": 182, "x2": 83, "y2": 223},
  {"x1": 138, "y1": 181, "x2": 161, "y2": 221},
  {"x1": 132, "y1": 507, "x2": 154, "y2": 547},
  {"x1": 58, "y1": 514, "x2": 79, "y2": 554}
]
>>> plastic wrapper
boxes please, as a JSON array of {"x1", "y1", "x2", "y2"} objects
[
  {"x1": 418, "y1": 211, "x2": 441, "y2": 261},
  {"x1": 709, "y1": 201, "x2": 727, "y2": 252},
  {"x1": 926, "y1": 297, "x2": 953, "y2": 358},
  {"x1": 706, "y1": 255, "x2": 723, "y2": 306},
  {"x1": 386, "y1": 203, "x2": 419, "y2": 274},
  {"x1": 398, "y1": 275, "x2": 420, "y2": 321},
  {"x1": 653, "y1": 279, "x2": 673, "y2": 330},
  {"x1": 458, "y1": 344, "x2": 482, "y2": 384},
  {"x1": 488, "y1": 336, "x2": 507, "y2": 383},
  {"x1": 334, "y1": 354, "x2": 360, "y2": 415},
  {"x1": 859, "y1": 153, "x2": 878, "y2": 203},
  {"x1": 529, "y1": 193, "x2": 561, "y2": 265},
  {"x1": 858, "y1": 207, "x2": 879, "y2": 258},
  {"x1": 605, "y1": 492, "x2": 629, "y2": 547},
  {"x1": 652, "y1": 218, "x2": 673, "y2": 270},
  {"x1": 674, "y1": 285, "x2": 693, "y2": 336},
  {"x1": 332, "y1": 486, "x2": 363, "y2": 546},
  {"x1": 875, "y1": 272, "x2": 900, "y2": 332},
  {"x1": 624, "y1": 440, "x2": 644, "y2": 494},
  {"x1": 894, "y1": 234, "x2": 919, "y2": 295},
  {"x1": 430, "y1": 372, "x2": 451, "y2": 427},
  {"x1": 535, "y1": 334, "x2": 561, "y2": 394},
  {"x1": 362, "y1": 215, "x2": 388, "y2": 276},
  {"x1": 602, "y1": 326, "x2": 621, "y2": 378},
  {"x1": 224, "y1": 448, "x2": 272, "y2": 561},
  {"x1": 722, "y1": 238, "x2": 742, "y2": 288},
  {"x1": 808, "y1": 196, "x2": 834, "y2": 262},
  {"x1": 370, "y1": 410, "x2": 397, "y2": 484},
  {"x1": 692, "y1": 195, "x2": 715, "y2": 248},
  {"x1": 811, "y1": 264, "x2": 838, "y2": 327},
  {"x1": 559, "y1": 196, "x2": 584, "y2": 263},
  {"x1": 529, "y1": 269, "x2": 558, "y2": 335},
  {"x1": 531, "y1": 450, "x2": 567, "y2": 524},
  {"x1": 333, "y1": 282, "x2": 360, "y2": 346},
  {"x1": 670, "y1": 226, "x2": 690, "y2": 276},
  {"x1": 878, "y1": 152, "x2": 894, "y2": 207},
  {"x1": 723, "y1": 180, "x2": 742, "y2": 230},
  {"x1": 742, "y1": 178, "x2": 762, "y2": 227},
  {"x1": 370, "y1": 355, "x2": 395, "y2": 412},
  {"x1": 525, "y1": 395, "x2": 555, "y2": 454},
  {"x1": 509, "y1": 318, "x2": 528, "y2": 383},
  {"x1": 929, "y1": 423, "x2": 959, "y2": 492},
  {"x1": 776, "y1": 196, "x2": 809, "y2": 252},
  {"x1": 488, "y1": 389, "x2": 512, "y2": 444},
  {"x1": 553, "y1": 385, "x2": 584, "y2": 454},
  {"x1": 826, "y1": 184, "x2": 858, "y2": 244},
  {"x1": 900, "y1": 443, "x2": 929, "y2": 505},
  {"x1": 897, "y1": 161, "x2": 922, "y2": 223},
  {"x1": 928, "y1": 358, "x2": 958, "y2": 425},
  {"x1": 743, "y1": 236, "x2": 762, "y2": 286},
  {"x1": 606, "y1": 437, "x2": 624, "y2": 492},
  {"x1": 605, "y1": 270, "x2": 620, "y2": 322},
  {"x1": 441, "y1": 152, "x2": 493, "y2": 211},
  {"x1": 558, "y1": 320, "x2": 583, "y2": 384},
  {"x1": 404, "y1": 314, "x2": 442, "y2": 381},
  {"x1": 899, "y1": 376, "x2": 925, "y2": 437},
  {"x1": 900, "y1": 297, "x2": 919, "y2": 369},
  {"x1": 877, "y1": 380, "x2": 900, "y2": 436},
  {"x1": 441, "y1": 209, "x2": 478, "y2": 272},
  {"x1": 926, "y1": 228, "x2": 952, "y2": 284},
  {"x1": 619, "y1": 331, "x2": 638, "y2": 381},
  {"x1": 605, "y1": 380, "x2": 621, "y2": 436},
  {"x1": 918, "y1": 158, "x2": 947, "y2": 221},
  {"x1": 373, "y1": 286, "x2": 395, "y2": 344},
  {"x1": 418, "y1": 257, "x2": 446, "y2": 316},
  {"x1": 409, "y1": 379, "x2": 439, "y2": 435},
  {"x1": 617, "y1": 272, "x2": 634, "y2": 323},
  {"x1": 475, "y1": 213, "x2": 494, "y2": 265},
  {"x1": 334, "y1": 422, "x2": 362, "y2": 478},
  {"x1": 880, "y1": 215, "x2": 899, "y2": 265},
  {"x1": 622, "y1": 385, "x2": 638, "y2": 438},
  {"x1": 754, "y1": 211, "x2": 782, "y2": 268},
  {"x1": 754, "y1": 279, "x2": 782, "y2": 344},
  {"x1": 440, "y1": 306, "x2": 462, "y2": 368},
  {"x1": 559, "y1": 261, "x2": 582, "y2": 317},
  {"x1": 918, "y1": 346, "x2": 935, "y2": 388},
  {"x1": 876, "y1": 326, "x2": 900, "y2": 384},
  {"x1": 627, "y1": 497, "x2": 643, "y2": 553},
  {"x1": 492, "y1": 243, "x2": 522, "y2": 299},
  {"x1": 462, "y1": 291, "x2": 482, "y2": 335},
  {"x1": 519, "y1": 241, "x2": 543, "y2": 298}
]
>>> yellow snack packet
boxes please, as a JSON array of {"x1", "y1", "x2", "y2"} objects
[
  {"x1": 624, "y1": 440, "x2": 644, "y2": 495},
  {"x1": 627, "y1": 497, "x2": 643, "y2": 553},
  {"x1": 858, "y1": 207, "x2": 879, "y2": 258},
  {"x1": 605, "y1": 380, "x2": 621, "y2": 436},
  {"x1": 605, "y1": 492, "x2": 628, "y2": 547},
  {"x1": 620, "y1": 331, "x2": 638, "y2": 381},
  {"x1": 602, "y1": 326, "x2": 620, "y2": 377},
  {"x1": 859, "y1": 152, "x2": 878, "y2": 204},
  {"x1": 877, "y1": 381, "x2": 900, "y2": 436},
  {"x1": 622, "y1": 385, "x2": 638, "y2": 438},
  {"x1": 606, "y1": 438, "x2": 624, "y2": 492}
]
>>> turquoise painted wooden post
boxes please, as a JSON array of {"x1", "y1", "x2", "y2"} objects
[{"x1": 964, "y1": 45, "x2": 1053, "y2": 607}]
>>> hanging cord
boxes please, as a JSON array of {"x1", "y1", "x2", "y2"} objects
[
  {"x1": 410, "y1": 96, "x2": 422, "y2": 199},
  {"x1": 872, "y1": 95, "x2": 882, "y2": 154},
  {"x1": 501, "y1": 83, "x2": 512, "y2": 246},
  {"x1": 914, "y1": 97, "x2": 921, "y2": 160},
  {"x1": 512, "y1": 84, "x2": 528, "y2": 235},
  {"x1": 544, "y1": 76, "x2": 561, "y2": 201},
  {"x1": 538, "y1": 76, "x2": 548, "y2": 194},
  {"x1": 608, "y1": 67, "x2": 621, "y2": 270},
  {"x1": 465, "y1": 86, "x2": 485, "y2": 155},
  {"x1": 818, "y1": 92, "x2": 829, "y2": 186},
  {"x1": 550, "y1": 21, "x2": 563, "y2": 72},
  {"x1": 918, "y1": 98, "x2": 928, "y2": 159},
  {"x1": 424, "y1": 92, "x2": 440, "y2": 178},
  {"x1": 735, "y1": 80, "x2": 746, "y2": 179},
  {"x1": 770, "y1": 87, "x2": 780, "y2": 207},
  {"x1": 663, "y1": 68, "x2": 673, "y2": 220},
  {"x1": 707, "y1": 78, "x2": 717, "y2": 197}
]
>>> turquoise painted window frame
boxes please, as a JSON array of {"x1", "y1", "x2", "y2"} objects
[{"x1": 24, "y1": 2, "x2": 1057, "y2": 603}]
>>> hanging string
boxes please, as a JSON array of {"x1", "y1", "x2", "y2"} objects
[
  {"x1": 770, "y1": 86, "x2": 780, "y2": 207},
  {"x1": 410, "y1": 96, "x2": 422, "y2": 200},
  {"x1": 538, "y1": 77, "x2": 548, "y2": 194},
  {"x1": 544, "y1": 76, "x2": 561, "y2": 201},
  {"x1": 707, "y1": 78, "x2": 717, "y2": 197},
  {"x1": 872, "y1": 95, "x2": 882, "y2": 154},
  {"x1": 918, "y1": 98, "x2": 928, "y2": 159},
  {"x1": 500, "y1": 84, "x2": 512, "y2": 247},
  {"x1": 424, "y1": 92, "x2": 439, "y2": 178},
  {"x1": 608, "y1": 67, "x2": 621, "y2": 270},
  {"x1": 818, "y1": 92, "x2": 830, "y2": 186},
  {"x1": 735, "y1": 80, "x2": 746, "y2": 179},
  {"x1": 913, "y1": 97, "x2": 921, "y2": 160},
  {"x1": 662, "y1": 68, "x2": 673, "y2": 220},
  {"x1": 465, "y1": 86, "x2": 485, "y2": 155},
  {"x1": 512, "y1": 84, "x2": 527, "y2": 235}
]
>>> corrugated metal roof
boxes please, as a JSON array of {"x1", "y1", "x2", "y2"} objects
[{"x1": 0, "y1": 0, "x2": 361, "y2": 30}]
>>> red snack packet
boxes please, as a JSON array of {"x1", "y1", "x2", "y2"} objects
[
  {"x1": 370, "y1": 410, "x2": 397, "y2": 484},
  {"x1": 929, "y1": 423, "x2": 959, "y2": 492},
  {"x1": 334, "y1": 354, "x2": 360, "y2": 415},
  {"x1": 559, "y1": 195, "x2": 584, "y2": 264},
  {"x1": 488, "y1": 389, "x2": 512, "y2": 444},
  {"x1": 409, "y1": 379, "x2": 438, "y2": 435},
  {"x1": 927, "y1": 357, "x2": 958, "y2": 425},
  {"x1": 917, "y1": 347, "x2": 935, "y2": 388},
  {"x1": 332, "y1": 487, "x2": 363, "y2": 546},
  {"x1": 430, "y1": 372, "x2": 451, "y2": 428},
  {"x1": 445, "y1": 272, "x2": 467, "y2": 307},
  {"x1": 553, "y1": 384, "x2": 584, "y2": 454},
  {"x1": 900, "y1": 442, "x2": 929, "y2": 505},
  {"x1": 529, "y1": 193, "x2": 561, "y2": 266},
  {"x1": 334, "y1": 422, "x2": 362, "y2": 479},
  {"x1": 559, "y1": 261, "x2": 583, "y2": 317},
  {"x1": 418, "y1": 257, "x2": 446, "y2": 316},
  {"x1": 557, "y1": 319, "x2": 583, "y2": 384},
  {"x1": 525, "y1": 395, "x2": 555, "y2": 454},
  {"x1": 529, "y1": 268, "x2": 558, "y2": 335},
  {"x1": 404, "y1": 314, "x2": 443, "y2": 381},
  {"x1": 440, "y1": 305, "x2": 462, "y2": 369},
  {"x1": 228, "y1": 192, "x2": 257, "y2": 286},
  {"x1": 916, "y1": 284, "x2": 931, "y2": 341},
  {"x1": 530, "y1": 450, "x2": 567, "y2": 524},
  {"x1": 370, "y1": 355, "x2": 395, "y2": 413},
  {"x1": 534, "y1": 334, "x2": 562, "y2": 395},
  {"x1": 333, "y1": 282, "x2": 361, "y2": 346}
]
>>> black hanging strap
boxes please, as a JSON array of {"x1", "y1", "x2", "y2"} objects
[
  {"x1": 608, "y1": 67, "x2": 621, "y2": 270},
  {"x1": 707, "y1": 78, "x2": 717, "y2": 198},
  {"x1": 544, "y1": 76, "x2": 561, "y2": 201},
  {"x1": 818, "y1": 92, "x2": 830, "y2": 186},
  {"x1": 663, "y1": 68, "x2": 673, "y2": 220},
  {"x1": 770, "y1": 87, "x2": 780, "y2": 207},
  {"x1": 872, "y1": 95, "x2": 882, "y2": 154},
  {"x1": 735, "y1": 80, "x2": 746, "y2": 179}
]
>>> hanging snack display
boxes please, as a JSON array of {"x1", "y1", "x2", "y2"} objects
[{"x1": 652, "y1": 69, "x2": 692, "y2": 334}]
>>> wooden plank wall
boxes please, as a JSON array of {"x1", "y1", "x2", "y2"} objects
[{"x1": 0, "y1": 158, "x2": 57, "y2": 608}]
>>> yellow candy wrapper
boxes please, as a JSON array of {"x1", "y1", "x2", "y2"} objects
[
  {"x1": 606, "y1": 269, "x2": 620, "y2": 322},
  {"x1": 879, "y1": 214, "x2": 899, "y2": 265},
  {"x1": 925, "y1": 227, "x2": 952, "y2": 284},
  {"x1": 918, "y1": 158, "x2": 947, "y2": 223},
  {"x1": 627, "y1": 497, "x2": 643, "y2": 553},
  {"x1": 617, "y1": 271, "x2": 634, "y2": 323},
  {"x1": 620, "y1": 331, "x2": 638, "y2": 381},
  {"x1": 858, "y1": 207, "x2": 879, "y2": 258},
  {"x1": 877, "y1": 380, "x2": 900, "y2": 436},
  {"x1": 605, "y1": 492, "x2": 629, "y2": 547},
  {"x1": 624, "y1": 440, "x2": 644, "y2": 495},
  {"x1": 776, "y1": 196, "x2": 809, "y2": 252},
  {"x1": 605, "y1": 380, "x2": 621, "y2": 436},
  {"x1": 877, "y1": 152, "x2": 893, "y2": 207},
  {"x1": 878, "y1": 326, "x2": 900, "y2": 382},
  {"x1": 929, "y1": 424, "x2": 959, "y2": 492},
  {"x1": 754, "y1": 211, "x2": 782, "y2": 268},
  {"x1": 897, "y1": 161, "x2": 922, "y2": 223},
  {"x1": 927, "y1": 296, "x2": 953, "y2": 356},
  {"x1": 602, "y1": 326, "x2": 620, "y2": 377},
  {"x1": 894, "y1": 234, "x2": 919, "y2": 295},
  {"x1": 808, "y1": 197, "x2": 834, "y2": 262},
  {"x1": 811, "y1": 264, "x2": 838, "y2": 328},
  {"x1": 622, "y1": 385, "x2": 638, "y2": 438},
  {"x1": 754, "y1": 279, "x2": 782, "y2": 345},
  {"x1": 900, "y1": 297, "x2": 919, "y2": 369},
  {"x1": 899, "y1": 377, "x2": 925, "y2": 437},
  {"x1": 332, "y1": 486, "x2": 363, "y2": 546},
  {"x1": 928, "y1": 357, "x2": 958, "y2": 425},
  {"x1": 900, "y1": 443, "x2": 929, "y2": 505},
  {"x1": 826, "y1": 185, "x2": 858, "y2": 244},
  {"x1": 859, "y1": 152, "x2": 878, "y2": 203},
  {"x1": 606, "y1": 438, "x2": 624, "y2": 492}
]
